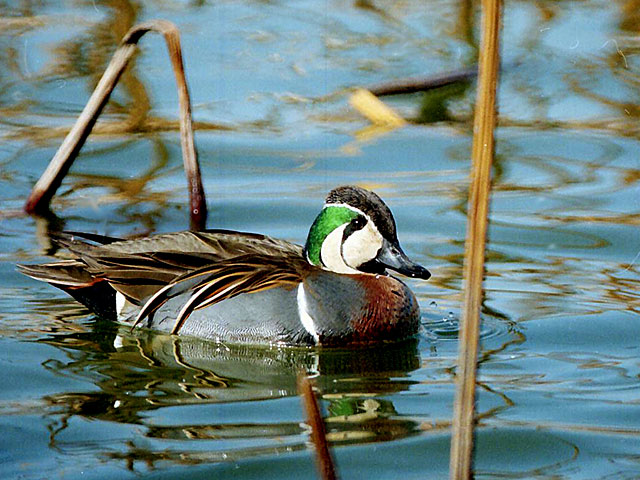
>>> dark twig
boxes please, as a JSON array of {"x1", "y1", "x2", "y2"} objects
[
  {"x1": 449, "y1": 0, "x2": 501, "y2": 479},
  {"x1": 366, "y1": 68, "x2": 477, "y2": 97},
  {"x1": 298, "y1": 373, "x2": 337, "y2": 480},
  {"x1": 24, "y1": 19, "x2": 207, "y2": 231}
]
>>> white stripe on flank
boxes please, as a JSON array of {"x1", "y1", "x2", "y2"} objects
[
  {"x1": 297, "y1": 283, "x2": 319, "y2": 343},
  {"x1": 115, "y1": 292, "x2": 126, "y2": 316}
]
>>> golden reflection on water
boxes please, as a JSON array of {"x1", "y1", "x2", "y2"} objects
[{"x1": 1, "y1": 0, "x2": 638, "y2": 142}]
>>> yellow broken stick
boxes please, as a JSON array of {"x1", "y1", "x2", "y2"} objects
[{"x1": 348, "y1": 88, "x2": 406, "y2": 144}]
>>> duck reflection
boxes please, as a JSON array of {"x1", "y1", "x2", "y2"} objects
[{"x1": 41, "y1": 319, "x2": 423, "y2": 467}]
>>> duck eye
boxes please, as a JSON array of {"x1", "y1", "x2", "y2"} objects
[
  {"x1": 352, "y1": 216, "x2": 366, "y2": 230},
  {"x1": 342, "y1": 215, "x2": 368, "y2": 242}
]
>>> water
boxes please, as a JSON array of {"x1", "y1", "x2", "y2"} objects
[{"x1": 1, "y1": 0, "x2": 639, "y2": 478}]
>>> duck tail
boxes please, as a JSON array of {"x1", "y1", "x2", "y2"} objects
[{"x1": 17, "y1": 261, "x2": 117, "y2": 320}]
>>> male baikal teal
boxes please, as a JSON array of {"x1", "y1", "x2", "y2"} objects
[{"x1": 19, "y1": 186, "x2": 431, "y2": 346}]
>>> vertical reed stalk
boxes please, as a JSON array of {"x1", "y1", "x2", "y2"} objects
[
  {"x1": 449, "y1": 0, "x2": 501, "y2": 479},
  {"x1": 24, "y1": 20, "x2": 207, "y2": 231}
]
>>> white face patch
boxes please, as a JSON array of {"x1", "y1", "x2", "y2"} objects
[
  {"x1": 319, "y1": 214, "x2": 384, "y2": 274},
  {"x1": 320, "y1": 224, "x2": 360, "y2": 274},
  {"x1": 341, "y1": 220, "x2": 383, "y2": 269}
]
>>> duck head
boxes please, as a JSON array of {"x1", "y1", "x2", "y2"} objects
[{"x1": 303, "y1": 185, "x2": 431, "y2": 280}]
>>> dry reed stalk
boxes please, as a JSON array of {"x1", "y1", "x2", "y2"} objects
[
  {"x1": 449, "y1": 0, "x2": 502, "y2": 479},
  {"x1": 24, "y1": 20, "x2": 207, "y2": 231},
  {"x1": 298, "y1": 374, "x2": 338, "y2": 480}
]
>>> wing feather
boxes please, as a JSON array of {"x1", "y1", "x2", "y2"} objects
[
  {"x1": 20, "y1": 230, "x2": 310, "y2": 327},
  {"x1": 132, "y1": 254, "x2": 306, "y2": 332}
]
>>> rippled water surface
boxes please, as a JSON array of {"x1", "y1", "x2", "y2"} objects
[{"x1": 1, "y1": 1, "x2": 639, "y2": 479}]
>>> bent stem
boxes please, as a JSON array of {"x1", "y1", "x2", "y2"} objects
[
  {"x1": 24, "y1": 19, "x2": 207, "y2": 231},
  {"x1": 449, "y1": 0, "x2": 501, "y2": 479}
]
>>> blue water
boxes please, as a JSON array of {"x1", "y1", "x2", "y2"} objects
[{"x1": 1, "y1": 1, "x2": 639, "y2": 478}]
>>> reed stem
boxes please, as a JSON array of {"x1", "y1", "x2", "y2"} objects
[
  {"x1": 24, "y1": 20, "x2": 207, "y2": 231},
  {"x1": 449, "y1": 0, "x2": 501, "y2": 479}
]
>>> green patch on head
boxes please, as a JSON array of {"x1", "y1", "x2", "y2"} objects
[{"x1": 304, "y1": 206, "x2": 359, "y2": 266}]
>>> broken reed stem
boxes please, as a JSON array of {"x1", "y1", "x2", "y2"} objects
[
  {"x1": 24, "y1": 19, "x2": 207, "y2": 231},
  {"x1": 298, "y1": 374, "x2": 337, "y2": 480},
  {"x1": 449, "y1": 0, "x2": 501, "y2": 479},
  {"x1": 145, "y1": 21, "x2": 207, "y2": 231}
]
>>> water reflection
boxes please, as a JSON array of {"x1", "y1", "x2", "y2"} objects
[
  {"x1": 40, "y1": 320, "x2": 424, "y2": 468},
  {"x1": 25, "y1": 301, "x2": 536, "y2": 471}
]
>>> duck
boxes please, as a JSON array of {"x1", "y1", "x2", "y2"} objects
[{"x1": 18, "y1": 185, "x2": 431, "y2": 346}]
